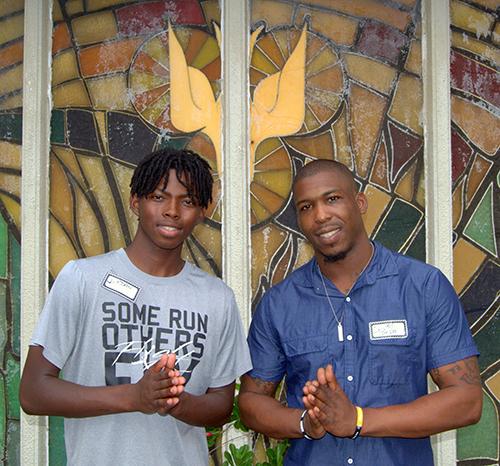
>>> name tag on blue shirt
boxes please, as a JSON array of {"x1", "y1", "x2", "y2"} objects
[{"x1": 369, "y1": 320, "x2": 408, "y2": 340}]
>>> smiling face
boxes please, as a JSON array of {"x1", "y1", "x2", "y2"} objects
[
  {"x1": 130, "y1": 169, "x2": 205, "y2": 257},
  {"x1": 293, "y1": 168, "x2": 368, "y2": 263}
]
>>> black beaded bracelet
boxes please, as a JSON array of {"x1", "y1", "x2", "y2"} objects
[{"x1": 300, "y1": 410, "x2": 314, "y2": 440}]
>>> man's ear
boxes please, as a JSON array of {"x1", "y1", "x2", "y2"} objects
[
  {"x1": 356, "y1": 191, "x2": 368, "y2": 215},
  {"x1": 129, "y1": 193, "x2": 140, "y2": 217}
]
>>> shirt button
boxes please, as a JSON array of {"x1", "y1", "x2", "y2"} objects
[
  {"x1": 346, "y1": 297, "x2": 351, "y2": 302},
  {"x1": 348, "y1": 459, "x2": 354, "y2": 464},
  {"x1": 347, "y1": 335, "x2": 353, "y2": 341},
  {"x1": 347, "y1": 375, "x2": 353, "y2": 382}
]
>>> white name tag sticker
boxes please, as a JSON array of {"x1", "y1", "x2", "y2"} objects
[
  {"x1": 369, "y1": 320, "x2": 408, "y2": 340},
  {"x1": 102, "y1": 273, "x2": 141, "y2": 302}
]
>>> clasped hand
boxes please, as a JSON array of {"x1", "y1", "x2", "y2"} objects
[
  {"x1": 302, "y1": 364, "x2": 357, "y2": 439},
  {"x1": 135, "y1": 353, "x2": 185, "y2": 415}
]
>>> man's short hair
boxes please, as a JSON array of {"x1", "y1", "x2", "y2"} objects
[
  {"x1": 293, "y1": 159, "x2": 357, "y2": 194},
  {"x1": 130, "y1": 148, "x2": 214, "y2": 208}
]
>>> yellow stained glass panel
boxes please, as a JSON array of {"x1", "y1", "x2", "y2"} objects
[
  {"x1": 343, "y1": 53, "x2": 397, "y2": 95},
  {"x1": 405, "y1": 40, "x2": 421, "y2": 75},
  {"x1": 189, "y1": 222, "x2": 222, "y2": 272},
  {"x1": 332, "y1": 106, "x2": 354, "y2": 170},
  {"x1": 485, "y1": 371, "x2": 500, "y2": 404},
  {"x1": 75, "y1": 186, "x2": 105, "y2": 258},
  {"x1": 49, "y1": 217, "x2": 79, "y2": 279},
  {"x1": 370, "y1": 140, "x2": 389, "y2": 191},
  {"x1": 394, "y1": 160, "x2": 417, "y2": 201},
  {"x1": 253, "y1": 169, "x2": 292, "y2": 198},
  {"x1": 251, "y1": 0, "x2": 294, "y2": 29},
  {"x1": 87, "y1": 0, "x2": 135, "y2": 11},
  {"x1": 255, "y1": 138, "x2": 282, "y2": 164},
  {"x1": 142, "y1": 35, "x2": 170, "y2": 70},
  {"x1": 52, "y1": 50, "x2": 80, "y2": 86},
  {"x1": 306, "y1": 46, "x2": 339, "y2": 77},
  {"x1": 87, "y1": 74, "x2": 134, "y2": 112},
  {"x1": 0, "y1": 141, "x2": 21, "y2": 170},
  {"x1": 0, "y1": 93, "x2": 22, "y2": 111},
  {"x1": 201, "y1": 1, "x2": 221, "y2": 26},
  {"x1": 251, "y1": 194, "x2": 272, "y2": 223},
  {"x1": 452, "y1": 31, "x2": 500, "y2": 68},
  {"x1": 53, "y1": 147, "x2": 86, "y2": 188},
  {"x1": 466, "y1": 154, "x2": 492, "y2": 206},
  {"x1": 251, "y1": 47, "x2": 280, "y2": 75},
  {"x1": 0, "y1": 173, "x2": 20, "y2": 199},
  {"x1": 0, "y1": 14, "x2": 23, "y2": 46},
  {"x1": 452, "y1": 179, "x2": 464, "y2": 229},
  {"x1": 50, "y1": 155, "x2": 74, "y2": 236},
  {"x1": 285, "y1": 130, "x2": 335, "y2": 161},
  {"x1": 0, "y1": 195, "x2": 19, "y2": 231},
  {"x1": 256, "y1": 34, "x2": 285, "y2": 69},
  {"x1": 72, "y1": 11, "x2": 118, "y2": 46},
  {"x1": 53, "y1": 80, "x2": 92, "y2": 108},
  {"x1": 296, "y1": 7, "x2": 358, "y2": 46},
  {"x1": 453, "y1": 238, "x2": 486, "y2": 293},
  {"x1": 66, "y1": 0, "x2": 84, "y2": 16},
  {"x1": 109, "y1": 160, "x2": 135, "y2": 238},
  {"x1": 0, "y1": 64, "x2": 22, "y2": 96},
  {"x1": 451, "y1": 0, "x2": 495, "y2": 38},
  {"x1": 389, "y1": 74, "x2": 423, "y2": 135},
  {"x1": 363, "y1": 185, "x2": 391, "y2": 236},
  {"x1": 0, "y1": 0, "x2": 23, "y2": 17},
  {"x1": 190, "y1": 36, "x2": 220, "y2": 70},
  {"x1": 349, "y1": 83, "x2": 389, "y2": 178}
]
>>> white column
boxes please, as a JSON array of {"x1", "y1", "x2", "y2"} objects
[
  {"x1": 422, "y1": 1, "x2": 455, "y2": 465},
  {"x1": 221, "y1": 0, "x2": 251, "y2": 332},
  {"x1": 20, "y1": 0, "x2": 52, "y2": 464}
]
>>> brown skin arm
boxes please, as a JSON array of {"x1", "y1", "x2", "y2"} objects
[
  {"x1": 168, "y1": 382, "x2": 236, "y2": 427},
  {"x1": 19, "y1": 345, "x2": 185, "y2": 418},
  {"x1": 303, "y1": 356, "x2": 482, "y2": 438},
  {"x1": 238, "y1": 374, "x2": 325, "y2": 439}
]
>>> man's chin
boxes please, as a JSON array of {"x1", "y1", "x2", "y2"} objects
[{"x1": 323, "y1": 250, "x2": 347, "y2": 263}]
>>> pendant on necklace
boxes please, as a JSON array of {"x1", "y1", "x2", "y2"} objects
[{"x1": 337, "y1": 323, "x2": 344, "y2": 342}]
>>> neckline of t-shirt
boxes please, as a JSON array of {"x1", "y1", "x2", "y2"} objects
[{"x1": 115, "y1": 248, "x2": 192, "y2": 285}]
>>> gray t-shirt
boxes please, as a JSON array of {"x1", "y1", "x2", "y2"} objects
[{"x1": 31, "y1": 248, "x2": 252, "y2": 466}]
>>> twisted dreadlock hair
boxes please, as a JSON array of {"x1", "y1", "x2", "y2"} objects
[{"x1": 130, "y1": 148, "x2": 213, "y2": 208}]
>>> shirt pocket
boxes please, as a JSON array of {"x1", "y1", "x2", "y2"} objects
[
  {"x1": 282, "y1": 334, "x2": 328, "y2": 383},
  {"x1": 369, "y1": 336, "x2": 416, "y2": 385}
]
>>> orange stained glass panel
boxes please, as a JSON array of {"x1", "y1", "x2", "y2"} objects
[
  {"x1": 451, "y1": 0, "x2": 495, "y2": 38},
  {"x1": 87, "y1": 0, "x2": 135, "y2": 10},
  {"x1": 251, "y1": 182, "x2": 286, "y2": 214},
  {"x1": 453, "y1": 238, "x2": 486, "y2": 293},
  {"x1": 405, "y1": 40, "x2": 421, "y2": 75},
  {"x1": 140, "y1": 91, "x2": 170, "y2": 125},
  {"x1": 190, "y1": 36, "x2": 220, "y2": 73},
  {"x1": 342, "y1": 52, "x2": 397, "y2": 95},
  {"x1": 52, "y1": 22, "x2": 72, "y2": 55},
  {"x1": 303, "y1": 106, "x2": 320, "y2": 132},
  {"x1": 494, "y1": 23, "x2": 500, "y2": 45},
  {"x1": 295, "y1": 7, "x2": 358, "y2": 46},
  {"x1": 474, "y1": 0, "x2": 500, "y2": 8},
  {"x1": 394, "y1": 0, "x2": 417, "y2": 6},
  {"x1": 255, "y1": 146, "x2": 291, "y2": 171},
  {"x1": 370, "y1": 139, "x2": 390, "y2": 191},
  {"x1": 0, "y1": 40, "x2": 23, "y2": 69},
  {"x1": 251, "y1": 194, "x2": 272, "y2": 223},
  {"x1": 78, "y1": 155, "x2": 126, "y2": 252},
  {"x1": 185, "y1": 29, "x2": 210, "y2": 64},
  {"x1": 189, "y1": 133, "x2": 218, "y2": 167},
  {"x1": 50, "y1": 155, "x2": 75, "y2": 236},
  {"x1": 389, "y1": 73, "x2": 423, "y2": 135},
  {"x1": 306, "y1": 87, "x2": 342, "y2": 113},
  {"x1": 0, "y1": 14, "x2": 23, "y2": 46},
  {"x1": 255, "y1": 138, "x2": 282, "y2": 164},
  {"x1": 201, "y1": 56, "x2": 221, "y2": 82},
  {"x1": 79, "y1": 38, "x2": 144, "y2": 77},
  {"x1": 394, "y1": 160, "x2": 417, "y2": 201},
  {"x1": 466, "y1": 154, "x2": 493, "y2": 206},
  {"x1": 271, "y1": 242, "x2": 293, "y2": 287},
  {"x1": 0, "y1": 141, "x2": 21, "y2": 171},
  {"x1": 363, "y1": 185, "x2": 391, "y2": 236},
  {"x1": 132, "y1": 84, "x2": 169, "y2": 113},
  {"x1": 306, "y1": 46, "x2": 340, "y2": 78},
  {"x1": 66, "y1": 0, "x2": 84, "y2": 16},
  {"x1": 486, "y1": 372, "x2": 500, "y2": 405},
  {"x1": 297, "y1": 0, "x2": 412, "y2": 32},
  {"x1": 52, "y1": 50, "x2": 80, "y2": 86},
  {"x1": 453, "y1": 179, "x2": 465, "y2": 228},
  {"x1": 452, "y1": 31, "x2": 500, "y2": 68},
  {"x1": 305, "y1": 95, "x2": 337, "y2": 125},
  {"x1": 306, "y1": 35, "x2": 328, "y2": 63},
  {"x1": 250, "y1": 67, "x2": 267, "y2": 88},
  {"x1": 72, "y1": 11, "x2": 118, "y2": 46},
  {"x1": 332, "y1": 106, "x2": 354, "y2": 170},
  {"x1": 451, "y1": 95, "x2": 500, "y2": 156},
  {"x1": 256, "y1": 33, "x2": 286, "y2": 69},
  {"x1": 251, "y1": 224, "x2": 288, "y2": 293},
  {"x1": 251, "y1": 0, "x2": 295, "y2": 29},
  {"x1": 131, "y1": 51, "x2": 170, "y2": 77},
  {"x1": 349, "y1": 83, "x2": 389, "y2": 178},
  {"x1": 416, "y1": 170, "x2": 425, "y2": 208},
  {"x1": 49, "y1": 217, "x2": 79, "y2": 278}
]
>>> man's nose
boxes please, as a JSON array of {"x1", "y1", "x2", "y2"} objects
[
  {"x1": 314, "y1": 203, "x2": 331, "y2": 223},
  {"x1": 163, "y1": 199, "x2": 179, "y2": 218}
]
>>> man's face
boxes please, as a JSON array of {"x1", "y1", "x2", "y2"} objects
[
  {"x1": 130, "y1": 170, "x2": 205, "y2": 255},
  {"x1": 293, "y1": 170, "x2": 368, "y2": 262}
]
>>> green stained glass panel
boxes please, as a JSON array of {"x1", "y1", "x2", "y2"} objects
[
  {"x1": 0, "y1": 114, "x2": 22, "y2": 141},
  {"x1": 0, "y1": 284, "x2": 6, "y2": 364},
  {"x1": 5, "y1": 354, "x2": 20, "y2": 419},
  {"x1": 10, "y1": 233, "x2": 20, "y2": 357},
  {"x1": 464, "y1": 183, "x2": 497, "y2": 256},
  {"x1": 49, "y1": 416, "x2": 66, "y2": 465},
  {"x1": 51, "y1": 110, "x2": 66, "y2": 144},
  {"x1": 457, "y1": 391, "x2": 499, "y2": 461},
  {"x1": 0, "y1": 219, "x2": 7, "y2": 279}
]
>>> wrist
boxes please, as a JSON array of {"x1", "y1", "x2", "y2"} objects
[
  {"x1": 349, "y1": 406, "x2": 363, "y2": 439},
  {"x1": 300, "y1": 410, "x2": 315, "y2": 440}
]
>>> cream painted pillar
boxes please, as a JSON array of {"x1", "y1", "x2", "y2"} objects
[
  {"x1": 422, "y1": 1, "x2": 455, "y2": 465},
  {"x1": 20, "y1": 0, "x2": 52, "y2": 465}
]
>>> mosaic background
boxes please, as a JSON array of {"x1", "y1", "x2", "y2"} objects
[{"x1": 0, "y1": 0, "x2": 498, "y2": 464}]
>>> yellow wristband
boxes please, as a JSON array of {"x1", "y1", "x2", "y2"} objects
[{"x1": 349, "y1": 406, "x2": 363, "y2": 439}]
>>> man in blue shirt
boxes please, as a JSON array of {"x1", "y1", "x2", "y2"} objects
[{"x1": 239, "y1": 160, "x2": 482, "y2": 465}]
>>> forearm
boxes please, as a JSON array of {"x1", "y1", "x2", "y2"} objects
[
  {"x1": 362, "y1": 385, "x2": 482, "y2": 438},
  {"x1": 168, "y1": 384, "x2": 235, "y2": 428},
  {"x1": 238, "y1": 391, "x2": 304, "y2": 439},
  {"x1": 20, "y1": 375, "x2": 136, "y2": 418}
]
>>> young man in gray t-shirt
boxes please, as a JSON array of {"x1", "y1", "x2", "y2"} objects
[{"x1": 20, "y1": 148, "x2": 252, "y2": 466}]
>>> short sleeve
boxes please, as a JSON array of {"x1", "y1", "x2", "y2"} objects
[
  {"x1": 30, "y1": 260, "x2": 84, "y2": 370},
  {"x1": 246, "y1": 291, "x2": 287, "y2": 382},
  {"x1": 425, "y1": 269, "x2": 479, "y2": 371}
]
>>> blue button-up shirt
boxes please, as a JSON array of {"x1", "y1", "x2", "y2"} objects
[{"x1": 247, "y1": 242, "x2": 479, "y2": 466}]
